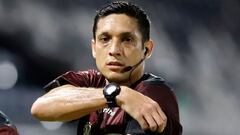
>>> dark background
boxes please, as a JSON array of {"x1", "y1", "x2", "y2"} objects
[{"x1": 0, "y1": 0, "x2": 239, "y2": 134}]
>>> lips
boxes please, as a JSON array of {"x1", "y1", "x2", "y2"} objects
[
  {"x1": 107, "y1": 61, "x2": 124, "y2": 66},
  {"x1": 106, "y1": 61, "x2": 125, "y2": 71}
]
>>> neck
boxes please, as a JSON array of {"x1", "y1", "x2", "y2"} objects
[{"x1": 120, "y1": 64, "x2": 145, "y2": 86}]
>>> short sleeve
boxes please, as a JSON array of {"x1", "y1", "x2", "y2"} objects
[{"x1": 44, "y1": 69, "x2": 106, "y2": 92}]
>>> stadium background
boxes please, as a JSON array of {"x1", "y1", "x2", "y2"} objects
[{"x1": 0, "y1": 0, "x2": 239, "y2": 134}]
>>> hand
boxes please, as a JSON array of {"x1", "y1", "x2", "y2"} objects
[{"x1": 116, "y1": 86, "x2": 167, "y2": 133}]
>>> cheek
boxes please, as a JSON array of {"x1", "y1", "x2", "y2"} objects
[
  {"x1": 95, "y1": 47, "x2": 107, "y2": 59},
  {"x1": 126, "y1": 49, "x2": 143, "y2": 62},
  {"x1": 95, "y1": 48, "x2": 107, "y2": 66},
  {"x1": 95, "y1": 57, "x2": 104, "y2": 72}
]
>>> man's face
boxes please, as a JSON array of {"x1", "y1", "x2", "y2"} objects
[{"x1": 92, "y1": 14, "x2": 145, "y2": 84}]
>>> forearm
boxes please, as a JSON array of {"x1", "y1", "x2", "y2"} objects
[{"x1": 31, "y1": 84, "x2": 107, "y2": 121}]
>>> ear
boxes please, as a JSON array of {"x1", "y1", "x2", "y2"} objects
[
  {"x1": 91, "y1": 39, "x2": 96, "y2": 59},
  {"x1": 144, "y1": 39, "x2": 154, "y2": 59}
]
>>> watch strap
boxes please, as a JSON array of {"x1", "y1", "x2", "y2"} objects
[{"x1": 106, "y1": 98, "x2": 118, "y2": 108}]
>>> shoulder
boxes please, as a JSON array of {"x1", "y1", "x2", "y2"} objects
[
  {"x1": 142, "y1": 73, "x2": 165, "y2": 85},
  {"x1": 44, "y1": 69, "x2": 105, "y2": 92},
  {"x1": 137, "y1": 73, "x2": 180, "y2": 118},
  {"x1": 136, "y1": 73, "x2": 178, "y2": 106},
  {"x1": 136, "y1": 73, "x2": 173, "y2": 93},
  {"x1": 0, "y1": 111, "x2": 19, "y2": 135},
  {"x1": 62, "y1": 69, "x2": 106, "y2": 87},
  {"x1": 63, "y1": 69, "x2": 101, "y2": 78},
  {"x1": 60, "y1": 69, "x2": 103, "y2": 82}
]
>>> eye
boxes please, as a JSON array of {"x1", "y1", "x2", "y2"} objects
[
  {"x1": 122, "y1": 37, "x2": 133, "y2": 43},
  {"x1": 100, "y1": 37, "x2": 109, "y2": 42},
  {"x1": 98, "y1": 35, "x2": 110, "y2": 43},
  {"x1": 101, "y1": 37, "x2": 109, "y2": 42}
]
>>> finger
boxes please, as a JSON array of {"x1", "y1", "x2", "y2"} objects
[
  {"x1": 136, "y1": 114, "x2": 149, "y2": 130},
  {"x1": 153, "y1": 102, "x2": 167, "y2": 132},
  {"x1": 143, "y1": 113, "x2": 158, "y2": 132},
  {"x1": 151, "y1": 110, "x2": 162, "y2": 125},
  {"x1": 153, "y1": 102, "x2": 165, "y2": 120},
  {"x1": 151, "y1": 110, "x2": 166, "y2": 132}
]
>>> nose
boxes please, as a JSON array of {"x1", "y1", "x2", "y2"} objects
[{"x1": 108, "y1": 40, "x2": 121, "y2": 56}]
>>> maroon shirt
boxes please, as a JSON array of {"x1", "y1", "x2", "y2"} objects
[
  {"x1": 45, "y1": 69, "x2": 182, "y2": 135},
  {"x1": 0, "y1": 126, "x2": 19, "y2": 135},
  {"x1": 0, "y1": 112, "x2": 19, "y2": 135}
]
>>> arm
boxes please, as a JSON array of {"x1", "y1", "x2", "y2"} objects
[
  {"x1": 31, "y1": 84, "x2": 107, "y2": 121},
  {"x1": 31, "y1": 84, "x2": 167, "y2": 132}
]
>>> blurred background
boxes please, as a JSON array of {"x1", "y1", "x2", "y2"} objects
[{"x1": 0, "y1": 0, "x2": 239, "y2": 134}]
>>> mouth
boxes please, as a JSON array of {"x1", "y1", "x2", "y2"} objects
[
  {"x1": 106, "y1": 61, "x2": 125, "y2": 71},
  {"x1": 107, "y1": 61, "x2": 124, "y2": 66}
]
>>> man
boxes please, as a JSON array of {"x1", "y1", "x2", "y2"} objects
[{"x1": 31, "y1": 1, "x2": 182, "y2": 135}]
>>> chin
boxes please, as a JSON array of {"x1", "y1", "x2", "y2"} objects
[{"x1": 104, "y1": 71, "x2": 129, "y2": 83}]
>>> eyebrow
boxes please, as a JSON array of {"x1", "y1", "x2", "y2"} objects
[
  {"x1": 97, "y1": 32, "x2": 109, "y2": 37},
  {"x1": 97, "y1": 31, "x2": 135, "y2": 37},
  {"x1": 96, "y1": 31, "x2": 137, "y2": 42},
  {"x1": 120, "y1": 32, "x2": 135, "y2": 37}
]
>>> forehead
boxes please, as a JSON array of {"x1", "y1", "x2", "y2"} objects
[{"x1": 96, "y1": 14, "x2": 141, "y2": 37}]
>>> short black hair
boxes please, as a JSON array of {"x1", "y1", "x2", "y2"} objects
[{"x1": 93, "y1": 1, "x2": 150, "y2": 44}]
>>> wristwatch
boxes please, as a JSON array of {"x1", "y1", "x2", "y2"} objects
[{"x1": 103, "y1": 83, "x2": 121, "y2": 108}]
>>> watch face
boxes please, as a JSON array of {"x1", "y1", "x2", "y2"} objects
[
  {"x1": 103, "y1": 83, "x2": 121, "y2": 107},
  {"x1": 106, "y1": 85, "x2": 117, "y2": 95}
]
